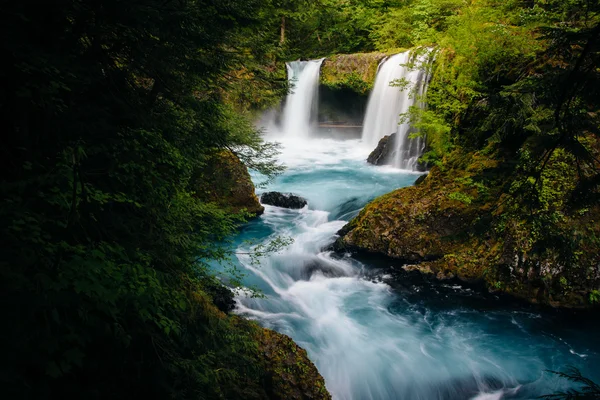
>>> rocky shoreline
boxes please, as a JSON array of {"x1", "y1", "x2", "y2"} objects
[{"x1": 334, "y1": 150, "x2": 600, "y2": 309}]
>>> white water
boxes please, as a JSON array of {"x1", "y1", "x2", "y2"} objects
[
  {"x1": 222, "y1": 138, "x2": 598, "y2": 399},
  {"x1": 361, "y1": 51, "x2": 430, "y2": 170},
  {"x1": 215, "y1": 56, "x2": 600, "y2": 400},
  {"x1": 280, "y1": 59, "x2": 325, "y2": 138}
]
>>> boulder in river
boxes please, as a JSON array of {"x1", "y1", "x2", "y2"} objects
[
  {"x1": 260, "y1": 192, "x2": 307, "y2": 209},
  {"x1": 367, "y1": 133, "x2": 396, "y2": 165}
]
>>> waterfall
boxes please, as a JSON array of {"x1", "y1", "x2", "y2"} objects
[
  {"x1": 361, "y1": 50, "x2": 430, "y2": 170},
  {"x1": 280, "y1": 58, "x2": 325, "y2": 138}
]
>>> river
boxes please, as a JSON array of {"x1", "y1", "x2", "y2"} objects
[{"x1": 221, "y1": 136, "x2": 600, "y2": 400}]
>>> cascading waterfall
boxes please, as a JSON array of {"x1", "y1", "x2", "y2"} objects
[
  {"x1": 280, "y1": 58, "x2": 325, "y2": 138},
  {"x1": 361, "y1": 50, "x2": 430, "y2": 170}
]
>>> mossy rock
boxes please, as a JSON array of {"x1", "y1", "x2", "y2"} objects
[
  {"x1": 194, "y1": 149, "x2": 264, "y2": 217},
  {"x1": 257, "y1": 329, "x2": 331, "y2": 400},
  {"x1": 320, "y1": 52, "x2": 387, "y2": 95},
  {"x1": 336, "y1": 147, "x2": 600, "y2": 308},
  {"x1": 192, "y1": 291, "x2": 331, "y2": 399}
]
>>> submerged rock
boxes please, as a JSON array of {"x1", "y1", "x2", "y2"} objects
[
  {"x1": 261, "y1": 192, "x2": 307, "y2": 209},
  {"x1": 302, "y1": 260, "x2": 351, "y2": 280},
  {"x1": 367, "y1": 133, "x2": 395, "y2": 165}
]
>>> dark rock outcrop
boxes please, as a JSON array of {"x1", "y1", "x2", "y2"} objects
[
  {"x1": 414, "y1": 173, "x2": 427, "y2": 185},
  {"x1": 261, "y1": 192, "x2": 307, "y2": 209},
  {"x1": 367, "y1": 133, "x2": 395, "y2": 165},
  {"x1": 197, "y1": 291, "x2": 331, "y2": 399},
  {"x1": 201, "y1": 277, "x2": 236, "y2": 313}
]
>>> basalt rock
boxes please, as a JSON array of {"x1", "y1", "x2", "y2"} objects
[
  {"x1": 198, "y1": 292, "x2": 331, "y2": 399},
  {"x1": 201, "y1": 277, "x2": 236, "y2": 313},
  {"x1": 367, "y1": 133, "x2": 395, "y2": 165},
  {"x1": 320, "y1": 52, "x2": 388, "y2": 95},
  {"x1": 261, "y1": 192, "x2": 307, "y2": 209},
  {"x1": 414, "y1": 173, "x2": 427, "y2": 185}
]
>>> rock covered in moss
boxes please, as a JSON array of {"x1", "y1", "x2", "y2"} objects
[
  {"x1": 261, "y1": 192, "x2": 307, "y2": 209},
  {"x1": 336, "y1": 148, "x2": 600, "y2": 308},
  {"x1": 320, "y1": 52, "x2": 388, "y2": 94},
  {"x1": 194, "y1": 290, "x2": 331, "y2": 399},
  {"x1": 258, "y1": 328, "x2": 331, "y2": 400},
  {"x1": 195, "y1": 150, "x2": 264, "y2": 217}
]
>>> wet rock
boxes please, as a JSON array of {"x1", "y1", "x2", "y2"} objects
[
  {"x1": 367, "y1": 133, "x2": 396, "y2": 165},
  {"x1": 202, "y1": 279, "x2": 236, "y2": 313},
  {"x1": 403, "y1": 264, "x2": 433, "y2": 275},
  {"x1": 336, "y1": 148, "x2": 600, "y2": 308},
  {"x1": 414, "y1": 173, "x2": 427, "y2": 185},
  {"x1": 260, "y1": 192, "x2": 307, "y2": 209},
  {"x1": 302, "y1": 260, "x2": 349, "y2": 279}
]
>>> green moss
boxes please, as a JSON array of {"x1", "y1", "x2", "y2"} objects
[
  {"x1": 320, "y1": 52, "x2": 387, "y2": 94},
  {"x1": 337, "y1": 147, "x2": 600, "y2": 308},
  {"x1": 194, "y1": 150, "x2": 264, "y2": 217},
  {"x1": 258, "y1": 329, "x2": 331, "y2": 400}
]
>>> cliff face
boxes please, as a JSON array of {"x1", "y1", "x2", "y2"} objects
[
  {"x1": 320, "y1": 52, "x2": 388, "y2": 94},
  {"x1": 195, "y1": 149, "x2": 264, "y2": 217},
  {"x1": 336, "y1": 147, "x2": 600, "y2": 308}
]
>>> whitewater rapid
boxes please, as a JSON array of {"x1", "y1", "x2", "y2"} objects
[{"x1": 224, "y1": 137, "x2": 599, "y2": 400}]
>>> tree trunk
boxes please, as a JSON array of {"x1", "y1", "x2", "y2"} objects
[{"x1": 280, "y1": 16, "x2": 285, "y2": 44}]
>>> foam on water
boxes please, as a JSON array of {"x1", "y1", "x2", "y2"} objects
[
  {"x1": 220, "y1": 138, "x2": 600, "y2": 400},
  {"x1": 226, "y1": 58, "x2": 600, "y2": 397},
  {"x1": 360, "y1": 50, "x2": 431, "y2": 170}
]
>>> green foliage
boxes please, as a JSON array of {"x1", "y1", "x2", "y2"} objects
[
  {"x1": 320, "y1": 52, "x2": 388, "y2": 93},
  {"x1": 541, "y1": 367, "x2": 600, "y2": 399},
  {"x1": 399, "y1": 0, "x2": 600, "y2": 294},
  {"x1": 331, "y1": 0, "x2": 600, "y2": 309},
  {"x1": 370, "y1": 0, "x2": 463, "y2": 49},
  {"x1": 0, "y1": 0, "x2": 310, "y2": 399},
  {"x1": 448, "y1": 191, "x2": 474, "y2": 205}
]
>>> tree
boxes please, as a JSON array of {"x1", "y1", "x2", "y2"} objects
[{"x1": 0, "y1": 0, "x2": 288, "y2": 398}]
